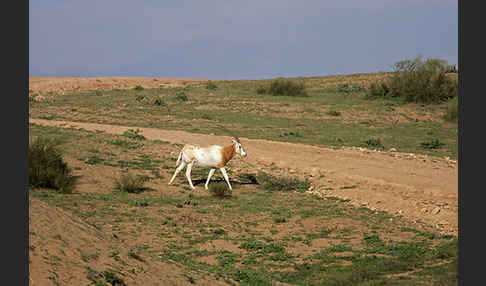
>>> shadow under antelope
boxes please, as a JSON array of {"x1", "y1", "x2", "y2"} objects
[{"x1": 168, "y1": 136, "x2": 247, "y2": 190}]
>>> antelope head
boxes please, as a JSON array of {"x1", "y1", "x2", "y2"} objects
[
  {"x1": 231, "y1": 137, "x2": 247, "y2": 158},
  {"x1": 219, "y1": 125, "x2": 247, "y2": 158}
]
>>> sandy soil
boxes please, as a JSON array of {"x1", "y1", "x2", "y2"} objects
[
  {"x1": 29, "y1": 197, "x2": 230, "y2": 286},
  {"x1": 29, "y1": 118, "x2": 458, "y2": 236},
  {"x1": 28, "y1": 76, "x2": 458, "y2": 284},
  {"x1": 29, "y1": 76, "x2": 208, "y2": 95}
]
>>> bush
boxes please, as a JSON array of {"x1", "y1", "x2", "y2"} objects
[
  {"x1": 153, "y1": 98, "x2": 171, "y2": 115},
  {"x1": 256, "y1": 172, "x2": 310, "y2": 193},
  {"x1": 256, "y1": 85, "x2": 267, "y2": 94},
  {"x1": 29, "y1": 137, "x2": 76, "y2": 193},
  {"x1": 259, "y1": 78, "x2": 308, "y2": 97},
  {"x1": 133, "y1": 85, "x2": 144, "y2": 91},
  {"x1": 208, "y1": 181, "x2": 232, "y2": 198},
  {"x1": 123, "y1": 129, "x2": 146, "y2": 141},
  {"x1": 280, "y1": 131, "x2": 303, "y2": 138},
  {"x1": 361, "y1": 138, "x2": 385, "y2": 150},
  {"x1": 135, "y1": 94, "x2": 146, "y2": 102},
  {"x1": 326, "y1": 109, "x2": 342, "y2": 116},
  {"x1": 366, "y1": 56, "x2": 458, "y2": 104},
  {"x1": 153, "y1": 98, "x2": 164, "y2": 106},
  {"x1": 335, "y1": 83, "x2": 362, "y2": 93},
  {"x1": 443, "y1": 97, "x2": 458, "y2": 122},
  {"x1": 366, "y1": 82, "x2": 391, "y2": 98},
  {"x1": 175, "y1": 91, "x2": 189, "y2": 102},
  {"x1": 420, "y1": 139, "x2": 445, "y2": 150},
  {"x1": 206, "y1": 81, "x2": 217, "y2": 90},
  {"x1": 113, "y1": 173, "x2": 147, "y2": 193},
  {"x1": 237, "y1": 173, "x2": 258, "y2": 184}
]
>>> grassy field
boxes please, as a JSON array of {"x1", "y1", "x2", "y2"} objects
[
  {"x1": 29, "y1": 73, "x2": 458, "y2": 159},
  {"x1": 29, "y1": 122, "x2": 457, "y2": 285}
]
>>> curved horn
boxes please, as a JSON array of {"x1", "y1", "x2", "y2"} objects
[{"x1": 217, "y1": 124, "x2": 240, "y2": 142}]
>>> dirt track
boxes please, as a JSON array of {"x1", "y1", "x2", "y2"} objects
[{"x1": 29, "y1": 118, "x2": 458, "y2": 235}]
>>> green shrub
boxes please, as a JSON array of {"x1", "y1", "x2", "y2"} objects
[
  {"x1": 335, "y1": 83, "x2": 362, "y2": 93},
  {"x1": 208, "y1": 181, "x2": 232, "y2": 198},
  {"x1": 420, "y1": 139, "x2": 445, "y2": 150},
  {"x1": 133, "y1": 85, "x2": 144, "y2": 91},
  {"x1": 237, "y1": 173, "x2": 258, "y2": 184},
  {"x1": 123, "y1": 129, "x2": 146, "y2": 141},
  {"x1": 175, "y1": 91, "x2": 189, "y2": 102},
  {"x1": 206, "y1": 81, "x2": 217, "y2": 90},
  {"x1": 390, "y1": 57, "x2": 458, "y2": 103},
  {"x1": 326, "y1": 109, "x2": 342, "y2": 116},
  {"x1": 113, "y1": 173, "x2": 147, "y2": 193},
  {"x1": 259, "y1": 78, "x2": 308, "y2": 97},
  {"x1": 361, "y1": 138, "x2": 385, "y2": 150},
  {"x1": 85, "y1": 155, "x2": 104, "y2": 165},
  {"x1": 135, "y1": 94, "x2": 146, "y2": 102},
  {"x1": 280, "y1": 131, "x2": 303, "y2": 137},
  {"x1": 29, "y1": 137, "x2": 76, "y2": 193},
  {"x1": 256, "y1": 85, "x2": 267, "y2": 94},
  {"x1": 256, "y1": 172, "x2": 310, "y2": 193},
  {"x1": 153, "y1": 98, "x2": 164, "y2": 106},
  {"x1": 366, "y1": 82, "x2": 391, "y2": 98},
  {"x1": 110, "y1": 139, "x2": 144, "y2": 150},
  {"x1": 102, "y1": 270, "x2": 126, "y2": 286},
  {"x1": 443, "y1": 97, "x2": 458, "y2": 122},
  {"x1": 366, "y1": 57, "x2": 458, "y2": 104},
  {"x1": 152, "y1": 98, "x2": 171, "y2": 115}
]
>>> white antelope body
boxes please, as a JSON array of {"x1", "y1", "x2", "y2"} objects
[{"x1": 168, "y1": 137, "x2": 247, "y2": 190}]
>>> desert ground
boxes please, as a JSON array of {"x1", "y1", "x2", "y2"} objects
[{"x1": 29, "y1": 75, "x2": 458, "y2": 285}]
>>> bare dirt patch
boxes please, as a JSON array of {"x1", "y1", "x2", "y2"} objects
[
  {"x1": 30, "y1": 118, "x2": 458, "y2": 237},
  {"x1": 29, "y1": 76, "x2": 208, "y2": 96},
  {"x1": 29, "y1": 197, "x2": 227, "y2": 286}
]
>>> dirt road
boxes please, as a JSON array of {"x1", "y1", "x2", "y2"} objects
[{"x1": 29, "y1": 118, "x2": 458, "y2": 235}]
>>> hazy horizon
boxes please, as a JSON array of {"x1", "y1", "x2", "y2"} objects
[{"x1": 30, "y1": 1, "x2": 457, "y2": 80}]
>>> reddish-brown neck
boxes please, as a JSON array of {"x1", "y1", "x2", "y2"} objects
[{"x1": 218, "y1": 144, "x2": 236, "y2": 167}]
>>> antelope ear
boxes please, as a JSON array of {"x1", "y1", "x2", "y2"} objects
[{"x1": 231, "y1": 137, "x2": 238, "y2": 144}]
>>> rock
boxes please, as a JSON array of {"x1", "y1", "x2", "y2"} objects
[
  {"x1": 421, "y1": 208, "x2": 428, "y2": 213},
  {"x1": 388, "y1": 148, "x2": 397, "y2": 152},
  {"x1": 34, "y1": 95, "x2": 46, "y2": 102},
  {"x1": 431, "y1": 207, "x2": 441, "y2": 215}
]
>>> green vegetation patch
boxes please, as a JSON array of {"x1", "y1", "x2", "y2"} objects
[{"x1": 29, "y1": 137, "x2": 76, "y2": 193}]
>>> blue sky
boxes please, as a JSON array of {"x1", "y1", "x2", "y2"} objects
[{"x1": 29, "y1": 1, "x2": 457, "y2": 80}]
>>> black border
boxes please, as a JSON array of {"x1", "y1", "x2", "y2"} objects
[
  {"x1": 458, "y1": 0, "x2": 480, "y2": 285},
  {"x1": 457, "y1": 0, "x2": 463, "y2": 282},
  {"x1": 4, "y1": 0, "x2": 29, "y2": 284}
]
